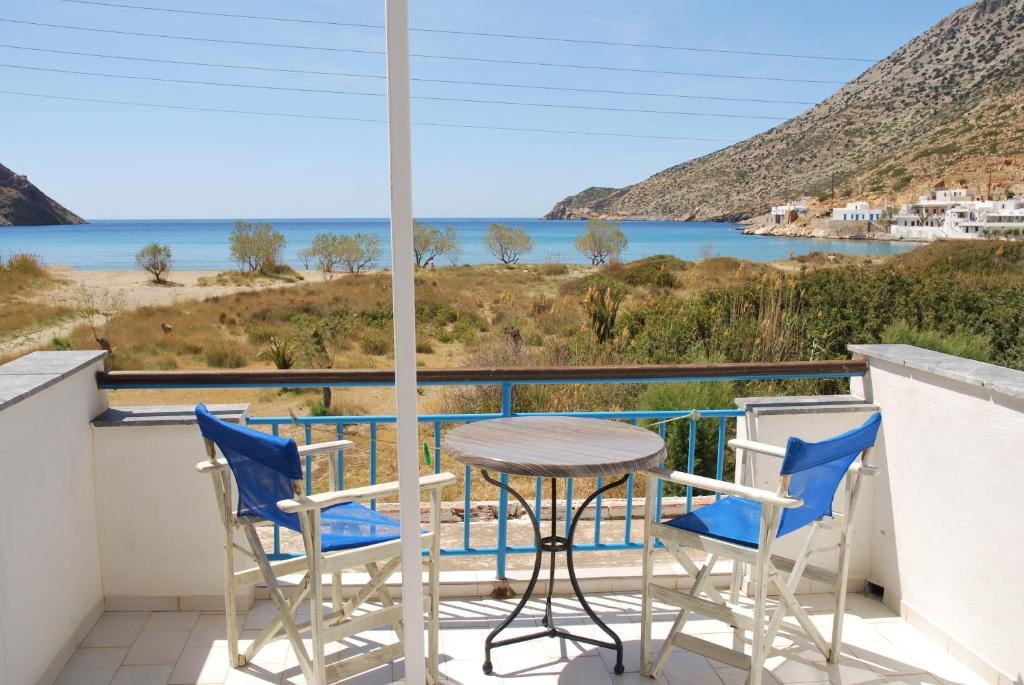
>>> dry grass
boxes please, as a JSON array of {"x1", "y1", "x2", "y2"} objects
[{"x1": 0, "y1": 253, "x2": 75, "y2": 339}]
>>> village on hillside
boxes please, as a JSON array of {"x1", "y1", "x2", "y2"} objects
[{"x1": 758, "y1": 185, "x2": 1024, "y2": 242}]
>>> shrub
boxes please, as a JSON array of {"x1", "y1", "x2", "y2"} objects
[
  {"x1": 3, "y1": 252, "x2": 46, "y2": 276},
  {"x1": 539, "y1": 262, "x2": 568, "y2": 276},
  {"x1": 583, "y1": 284, "x2": 623, "y2": 344},
  {"x1": 881, "y1": 321, "x2": 992, "y2": 362},
  {"x1": 206, "y1": 347, "x2": 247, "y2": 368},
  {"x1": 416, "y1": 339, "x2": 434, "y2": 354},
  {"x1": 51, "y1": 336, "x2": 73, "y2": 350},
  {"x1": 639, "y1": 381, "x2": 737, "y2": 495},
  {"x1": 360, "y1": 330, "x2": 393, "y2": 355},
  {"x1": 262, "y1": 337, "x2": 295, "y2": 369},
  {"x1": 230, "y1": 221, "x2": 285, "y2": 273},
  {"x1": 575, "y1": 218, "x2": 627, "y2": 265},
  {"x1": 135, "y1": 243, "x2": 173, "y2": 283},
  {"x1": 484, "y1": 223, "x2": 533, "y2": 264}
]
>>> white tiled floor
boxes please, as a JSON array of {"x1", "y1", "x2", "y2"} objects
[{"x1": 55, "y1": 593, "x2": 990, "y2": 685}]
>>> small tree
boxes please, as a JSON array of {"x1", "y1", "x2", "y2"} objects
[
  {"x1": 484, "y1": 223, "x2": 533, "y2": 264},
  {"x1": 297, "y1": 246, "x2": 316, "y2": 270},
  {"x1": 309, "y1": 233, "x2": 343, "y2": 275},
  {"x1": 413, "y1": 221, "x2": 451, "y2": 267},
  {"x1": 441, "y1": 225, "x2": 462, "y2": 266},
  {"x1": 338, "y1": 232, "x2": 382, "y2": 274},
  {"x1": 575, "y1": 218, "x2": 627, "y2": 265},
  {"x1": 230, "y1": 220, "x2": 285, "y2": 273},
  {"x1": 135, "y1": 242, "x2": 172, "y2": 283}
]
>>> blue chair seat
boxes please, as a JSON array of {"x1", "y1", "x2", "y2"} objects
[
  {"x1": 302, "y1": 501, "x2": 402, "y2": 553},
  {"x1": 664, "y1": 496, "x2": 764, "y2": 548}
]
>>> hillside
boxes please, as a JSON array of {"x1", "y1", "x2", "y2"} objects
[
  {"x1": 545, "y1": 0, "x2": 1024, "y2": 222},
  {"x1": 0, "y1": 163, "x2": 85, "y2": 226}
]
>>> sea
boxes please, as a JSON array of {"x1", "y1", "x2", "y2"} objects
[{"x1": 0, "y1": 218, "x2": 916, "y2": 270}]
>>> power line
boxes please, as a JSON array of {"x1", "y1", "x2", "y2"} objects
[
  {"x1": 0, "y1": 89, "x2": 739, "y2": 143},
  {"x1": 57, "y1": 0, "x2": 879, "y2": 63},
  {"x1": 0, "y1": 44, "x2": 820, "y2": 106},
  {"x1": 0, "y1": 18, "x2": 848, "y2": 85},
  {"x1": 0, "y1": 63, "x2": 789, "y2": 121}
]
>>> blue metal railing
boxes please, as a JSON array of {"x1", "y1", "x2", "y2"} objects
[
  {"x1": 98, "y1": 361, "x2": 866, "y2": 577},
  {"x1": 247, "y1": 383, "x2": 745, "y2": 574}
]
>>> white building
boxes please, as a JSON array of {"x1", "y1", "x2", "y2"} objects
[
  {"x1": 892, "y1": 188, "x2": 1024, "y2": 240},
  {"x1": 831, "y1": 201, "x2": 884, "y2": 222},
  {"x1": 769, "y1": 199, "x2": 808, "y2": 225}
]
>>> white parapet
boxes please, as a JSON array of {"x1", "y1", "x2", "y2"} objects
[
  {"x1": 849, "y1": 344, "x2": 1024, "y2": 684},
  {"x1": 0, "y1": 351, "x2": 108, "y2": 685},
  {"x1": 91, "y1": 405, "x2": 256, "y2": 612}
]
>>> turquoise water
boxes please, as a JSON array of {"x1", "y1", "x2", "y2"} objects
[{"x1": 0, "y1": 218, "x2": 915, "y2": 270}]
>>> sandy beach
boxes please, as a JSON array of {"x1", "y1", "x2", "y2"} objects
[{"x1": 0, "y1": 266, "x2": 327, "y2": 356}]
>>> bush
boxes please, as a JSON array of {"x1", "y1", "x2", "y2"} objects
[
  {"x1": 639, "y1": 381, "x2": 737, "y2": 495},
  {"x1": 3, "y1": 252, "x2": 46, "y2": 276},
  {"x1": 135, "y1": 243, "x2": 172, "y2": 283},
  {"x1": 230, "y1": 221, "x2": 285, "y2": 273},
  {"x1": 360, "y1": 330, "x2": 393, "y2": 355},
  {"x1": 881, "y1": 321, "x2": 992, "y2": 362},
  {"x1": 416, "y1": 339, "x2": 434, "y2": 354},
  {"x1": 484, "y1": 223, "x2": 533, "y2": 264},
  {"x1": 206, "y1": 347, "x2": 247, "y2": 368},
  {"x1": 51, "y1": 335, "x2": 73, "y2": 350}
]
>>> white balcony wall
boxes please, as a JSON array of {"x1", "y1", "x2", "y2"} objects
[
  {"x1": 733, "y1": 395, "x2": 878, "y2": 594},
  {"x1": 851, "y1": 345, "x2": 1024, "y2": 684},
  {"x1": 91, "y1": 406, "x2": 255, "y2": 611},
  {"x1": 0, "y1": 352, "x2": 107, "y2": 685}
]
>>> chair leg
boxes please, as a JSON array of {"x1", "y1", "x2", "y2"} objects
[
  {"x1": 640, "y1": 475, "x2": 657, "y2": 677},
  {"x1": 332, "y1": 571, "x2": 343, "y2": 612},
  {"x1": 223, "y1": 525, "x2": 242, "y2": 666},
  {"x1": 428, "y1": 488, "x2": 442, "y2": 685},
  {"x1": 749, "y1": 509, "x2": 778, "y2": 685},
  {"x1": 302, "y1": 512, "x2": 328, "y2": 685},
  {"x1": 649, "y1": 551, "x2": 717, "y2": 679},
  {"x1": 730, "y1": 559, "x2": 744, "y2": 652}
]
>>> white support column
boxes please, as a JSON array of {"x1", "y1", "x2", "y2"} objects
[{"x1": 384, "y1": 1, "x2": 425, "y2": 683}]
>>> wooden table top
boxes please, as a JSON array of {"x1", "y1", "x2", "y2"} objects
[{"x1": 443, "y1": 416, "x2": 666, "y2": 478}]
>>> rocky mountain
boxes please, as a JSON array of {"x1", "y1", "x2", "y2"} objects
[
  {"x1": 545, "y1": 0, "x2": 1024, "y2": 222},
  {"x1": 0, "y1": 163, "x2": 85, "y2": 226}
]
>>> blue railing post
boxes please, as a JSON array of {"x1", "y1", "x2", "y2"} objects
[
  {"x1": 495, "y1": 382, "x2": 513, "y2": 580},
  {"x1": 686, "y1": 411, "x2": 699, "y2": 512}
]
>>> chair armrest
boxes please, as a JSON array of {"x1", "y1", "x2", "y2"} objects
[
  {"x1": 278, "y1": 472, "x2": 456, "y2": 513},
  {"x1": 196, "y1": 457, "x2": 229, "y2": 473},
  {"x1": 644, "y1": 467, "x2": 802, "y2": 509},
  {"x1": 727, "y1": 438, "x2": 787, "y2": 458},
  {"x1": 297, "y1": 439, "x2": 354, "y2": 456}
]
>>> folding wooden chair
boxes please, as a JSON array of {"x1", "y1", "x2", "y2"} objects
[
  {"x1": 193, "y1": 404, "x2": 455, "y2": 685},
  {"x1": 640, "y1": 413, "x2": 881, "y2": 685}
]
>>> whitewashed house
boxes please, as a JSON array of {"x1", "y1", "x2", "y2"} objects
[
  {"x1": 769, "y1": 198, "x2": 809, "y2": 225},
  {"x1": 892, "y1": 188, "x2": 1024, "y2": 239},
  {"x1": 831, "y1": 201, "x2": 884, "y2": 222}
]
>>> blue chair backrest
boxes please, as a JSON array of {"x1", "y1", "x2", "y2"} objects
[
  {"x1": 195, "y1": 404, "x2": 303, "y2": 531},
  {"x1": 776, "y1": 413, "x2": 881, "y2": 538}
]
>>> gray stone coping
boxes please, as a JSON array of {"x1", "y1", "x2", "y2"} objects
[
  {"x1": 735, "y1": 394, "x2": 877, "y2": 416},
  {"x1": 0, "y1": 351, "x2": 107, "y2": 411},
  {"x1": 93, "y1": 403, "x2": 249, "y2": 427},
  {"x1": 849, "y1": 343, "x2": 1024, "y2": 401}
]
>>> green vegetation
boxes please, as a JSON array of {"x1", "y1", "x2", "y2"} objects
[
  {"x1": 230, "y1": 221, "x2": 286, "y2": 274},
  {"x1": 0, "y1": 254, "x2": 75, "y2": 339},
  {"x1": 135, "y1": 243, "x2": 172, "y2": 284},
  {"x1": 880, "y1": 321, "x2": 992, "y2": 361},
  {"x1": 306, "y1": 232, "x2": 382, "y2": 276},
  {"x1": 413, "y1": 222, "x2": 459, "y2": 267},
  {"x1": 575, "y1": 218, "x2": 627, "y2": 265},
  {"x1": 484, "y1": 223, "x2": 533, "y2": 264}
]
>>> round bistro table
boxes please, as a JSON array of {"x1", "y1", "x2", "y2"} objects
[{"x1": 444, "y1": 415, "x2": 666, "y2": 675}]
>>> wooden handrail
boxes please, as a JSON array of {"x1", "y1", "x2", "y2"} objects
[{"x1": 96, "y1": 359, "x2": 867, "y2": 389}]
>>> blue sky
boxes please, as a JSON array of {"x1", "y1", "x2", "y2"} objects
[{"x1": 0, "y1": 0, "x2": 970, "y2": 220}]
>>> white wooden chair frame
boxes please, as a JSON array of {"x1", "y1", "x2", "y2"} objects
[
  {"x1": 640, "y1": 439, "x2": 875, "y2": 685},
  {"x1": 197, "y1": 437, "x2": 455, "y2": 685}
]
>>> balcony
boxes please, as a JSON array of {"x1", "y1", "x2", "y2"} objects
[{"x1": 1, "y1": 346, "x2": 1021, "y2": 685}]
